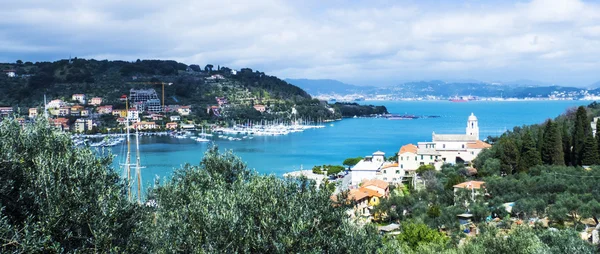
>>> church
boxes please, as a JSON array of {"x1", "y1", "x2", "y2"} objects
[{"x1": 375, "y1": 113, "x2": 491, "y2": 184}]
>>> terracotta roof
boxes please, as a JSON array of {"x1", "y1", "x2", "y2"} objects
[
  {"x1": 362, "y1": 179, "x2": 389, "y2": 190},
  {"x1": 348, "y1": 189, "x2": 370, "y2": 201},
  {"x1": 399, "y1": 144, "x2": 418, "y2": 154},
  {"x1": 453, "y1": 180, "x2": 485, "y2": 189},
  {"x1": 381, "y1": 163, "x2": 399, "y2": 169},
  {"x1": 467, "y1": 140, "x2": 492, "y2": 149},
  {"x1": 360, "y1": 188, "x2": 383, "y2": 198}
]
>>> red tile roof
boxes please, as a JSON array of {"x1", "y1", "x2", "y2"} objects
[
  {"x1": 453, "y1": 180, "x2": 485, "y2": 189},
  {"x1": 399, "y1": 144, "x2": 418, "y2": 154},
  {"x1": 362, "y1": 179, "x2": 389, "y2": 190},
  {"x1": 467, "y1": 140, "x2": 492, "y2": 149}
]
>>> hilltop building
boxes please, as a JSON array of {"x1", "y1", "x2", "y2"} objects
[
  {"x1": 130, "y1": 89, "x2": 162, "y2": 113},
  {"x1": 72, "y1": 94, "x2": 86, "y2": 104}
]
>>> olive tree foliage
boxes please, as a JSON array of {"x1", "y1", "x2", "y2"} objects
[
  {"x1": 146, "y1": 146, "x2": 385, "y2": 253},
  {"x1": 0, "y1": 119, "x2": 148, "y2": 253}
]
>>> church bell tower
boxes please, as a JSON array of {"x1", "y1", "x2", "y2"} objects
[{"x1": 466, "y1": 113, "x2": 479, "y2": 140}]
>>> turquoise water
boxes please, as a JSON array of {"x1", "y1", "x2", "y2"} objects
[{"x1": 109, "y1": 100, "x2": 592, "y2": 185}]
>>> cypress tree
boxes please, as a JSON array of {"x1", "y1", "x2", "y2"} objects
[
  {"x1": 582, "y1": 134, "x2": 600, "y2": 165},
  {"x1": 517, "y1": 130, "x2": 542, "y2": 172},
  {"x1": 562, "y1": 121, "x2": 572, "y2": 166},
  {"x1": 542, "y1": 120, "x2": 564, "y2": 165},
  {"x1": 499, "y1": 138, "x2": 519, "y2": 175},
  {"x1": 571, "y1": 106, "x2": 589, "y2": 166},
  {"x1": 596, "y1": 120, "x2": 600, "y2": 159}
]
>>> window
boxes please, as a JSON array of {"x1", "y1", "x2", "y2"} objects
[
  {"x1": 462, "y1": 144, "x2": 465, "y2": 149},
  {"x1": 420, "y1": 155, "x2": 423, "y2": 160},
  {"x1": 415, "y1": 156, "x2": 417, "y2": 161},
  {"x1": 401, "y1": 164, "x2": 403, "y2": 169},
  {"x1": 401, "y1": 157, "x2": 403, "y2": 161},
  {"x1": 392, "y1": 178, "x2": 397, "y2": 181},
  {"x1": 443, "y1": 144, "x2": 446, "y2": 148},
  {"x1": 383, "y1": 177, "x2": 387, "y2": 181},
  {"x1": 471, "y1": 122, "x2": 474, "y2": 128},
  {"x1": 395, "y1": 170, "x2": 400, "y2": 174},
  {"x1": 471, "y1": 151, "x2": 474, "y2": 155},
  {"x1": 420, "y1": 162, "x2": 424, "y2": 165},
  {"x1": 383, "y1": 170, "x2": 387, "y2": 174},
  {"x1": 430, "y1": 155, "x2": 433, "y2": 160}
]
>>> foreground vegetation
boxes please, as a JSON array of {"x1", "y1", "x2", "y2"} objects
[{"x1": 1, "y1": 116, "x2": 598, "y2": 252}]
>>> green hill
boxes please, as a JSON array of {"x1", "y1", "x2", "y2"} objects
[{"x1": 0, "y1": 59, "x2": 382, "y2": 122}]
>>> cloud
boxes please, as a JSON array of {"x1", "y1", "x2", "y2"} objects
[{"x1": 0, "y1": 0, "x2": 599, "y2": 86}]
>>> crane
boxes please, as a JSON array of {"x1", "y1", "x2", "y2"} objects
[{"x1": 125, "y1": 82, "x2": 173, "y2": 112}]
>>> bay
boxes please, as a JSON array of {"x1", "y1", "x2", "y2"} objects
[{"x1": 109, "y1": 100, "x2": 592, "y2": 185}]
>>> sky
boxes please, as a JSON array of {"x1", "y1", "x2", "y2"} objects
[{"x1": 1, "y1": 0, "x2": 600, "y2": 87}]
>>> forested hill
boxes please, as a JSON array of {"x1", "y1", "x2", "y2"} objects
[
  {"x1": 0, "y1": 59, "x2": 350, "y2": 121},
  {"x1": 0, "y1": 59, "x2": 308, "y2": 106}
]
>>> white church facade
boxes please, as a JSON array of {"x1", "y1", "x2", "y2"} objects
[{"x1": 350, "y1": 113, "x2": 491, "y2": 186}]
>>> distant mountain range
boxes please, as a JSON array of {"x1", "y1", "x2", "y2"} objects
[{"x1": 286, "y1": 79, "x2": 600, "y2": 100}]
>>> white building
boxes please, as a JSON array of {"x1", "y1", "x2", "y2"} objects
[
  {"x1": 376, "y1": 113, "x2": 491, "y2": 185},
  {"x1": 127, "y1": 109, "x2": 140, "y2": 122},
  {"x1": 72, "y1": 94, "x2": 86, "y2": 104},
  {"x1": 350, "y1": 151, "x2": 386, "y2": 186}
]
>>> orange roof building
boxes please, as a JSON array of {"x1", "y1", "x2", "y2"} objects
[
  {"x1": 399, "y1": 144, "x2": 418, "y2": 154},
  {"x1": 453, "y1": 180, "x2": 485, "y2": 190}
]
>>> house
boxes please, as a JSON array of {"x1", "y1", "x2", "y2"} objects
[
  {"x1": 180, "y1": 123, "x2": 195, "y2": 130},
  {"x1": 72, "y1": 94, "x2": 86, "y2": 104},
  {"x1": 231, "y1": 69, "x2": 237, "y2": 75},
  {"x1": 4, "y1": 70, "x2": 16, "y2": 78},
  {"x1": 453, "y1": 180, "x2": 486, "y2": 204},
  {"x1": 51, "y1": 118, "x2": 70, "y2": 131},
  {"x1": 70, "y1": 105, "x2": 84, "y2": 116},
  {"x1": 28, "y1": 108, "x2": 38, "y2": 118},
  {"x1": 361, "y1": 179, "x2": 390, "y2": 197},
  {"x1": 253, "y1": 104, "x2": 266, "y2": 113},
  {"x1": 127, "y1": 109, "x2": 140, "y2": 122},
  {"x1": 117, "y1": 117, "x2": 127, "y2": 125},
  {"x1": 120, "y1": 95, "x2": 128, "y2": 101},
  {"x1": 150, "y1": 114, "x2": 164, "y2": 121},
  {"x1": 206, "y1": 74, "x2": 225, "y2": 80},
  {"x1": 348, "y1": 185, "x2": 386, "y2": 217},
  {"x1": 165, "y1": 105, "x2": 181, "y2": 113},
  {"x1": 166, "y1": 122, "x2": 178, "y2": 130},
  {"x1": 74, "y1": 119, "x2": 96, "y2": 132},
  {"x1": 57, "y1": 106, "x2": 71, "y2": 116},
  {"x1": 112, "y1": 109, "x2": 127, "y2": 118},
  {"x1": 350, "y1": 151, "x2": 386, "y2": 186},
  {"x1": 46, "y1": 99, "x2": 66, "y2": 109},
  {"x1": 74, "y1": 119, "x2": 87, "y2": 133},
  {"x1": 89, "y1": 97, "x2": 102, "y2": 106},
  {"x1": 97, "y1": 105, "x2": 113, "y2": 115},
  {"x1": 80, "y1": 109, "x2": 90, "y2": 117},
  {"x1": 170, "y1": 115, "x2": 181, "y2": 121},
  {"x1": 177, "y1": 106, "x2": 191, "y2": 116},
  {"x1": 0, "y1": 107, "x2": 13, "y2": 117},
  {"x1": 132, "y1": 121, "x2": 158, "y2": 130}
]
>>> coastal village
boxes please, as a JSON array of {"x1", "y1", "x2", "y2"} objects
[{"x1": 286, "y1": 112, "x2": 600, "y2": 247}]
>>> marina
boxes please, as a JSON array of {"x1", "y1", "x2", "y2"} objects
[{"x1": 101, "y1": 100, "x2": 593, "y2": 188}]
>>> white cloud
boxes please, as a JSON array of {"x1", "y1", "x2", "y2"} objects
[{"x1": 0, "y1": 0, "x2": 599, "y2": 86}]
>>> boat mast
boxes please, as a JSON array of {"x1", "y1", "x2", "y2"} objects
[
  {"x1": 125, "y1": 97, "x2": 132, "y2": 202},
  {"x1": 135, "y1": 128, "x2": 142, "y2": 204}
]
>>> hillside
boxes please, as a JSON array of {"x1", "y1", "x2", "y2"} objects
[
  {"x1": 289, "y1": 79, "x2": 593, "y2": 100},
  {"x1": 0, "y1": 59, "x2": 353, "y2": 122}
]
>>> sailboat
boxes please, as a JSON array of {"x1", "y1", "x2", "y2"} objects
[
  {"x1": 196, "y1": 126, "x2": 210, "y2": 142},
  {"x1": 120, "y1": 97, "x2": 144, "y2": 203}
]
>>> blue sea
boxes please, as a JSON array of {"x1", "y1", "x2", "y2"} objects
[{"x1": 108, "y1": 100, "x2": 592, "y2": 185}]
